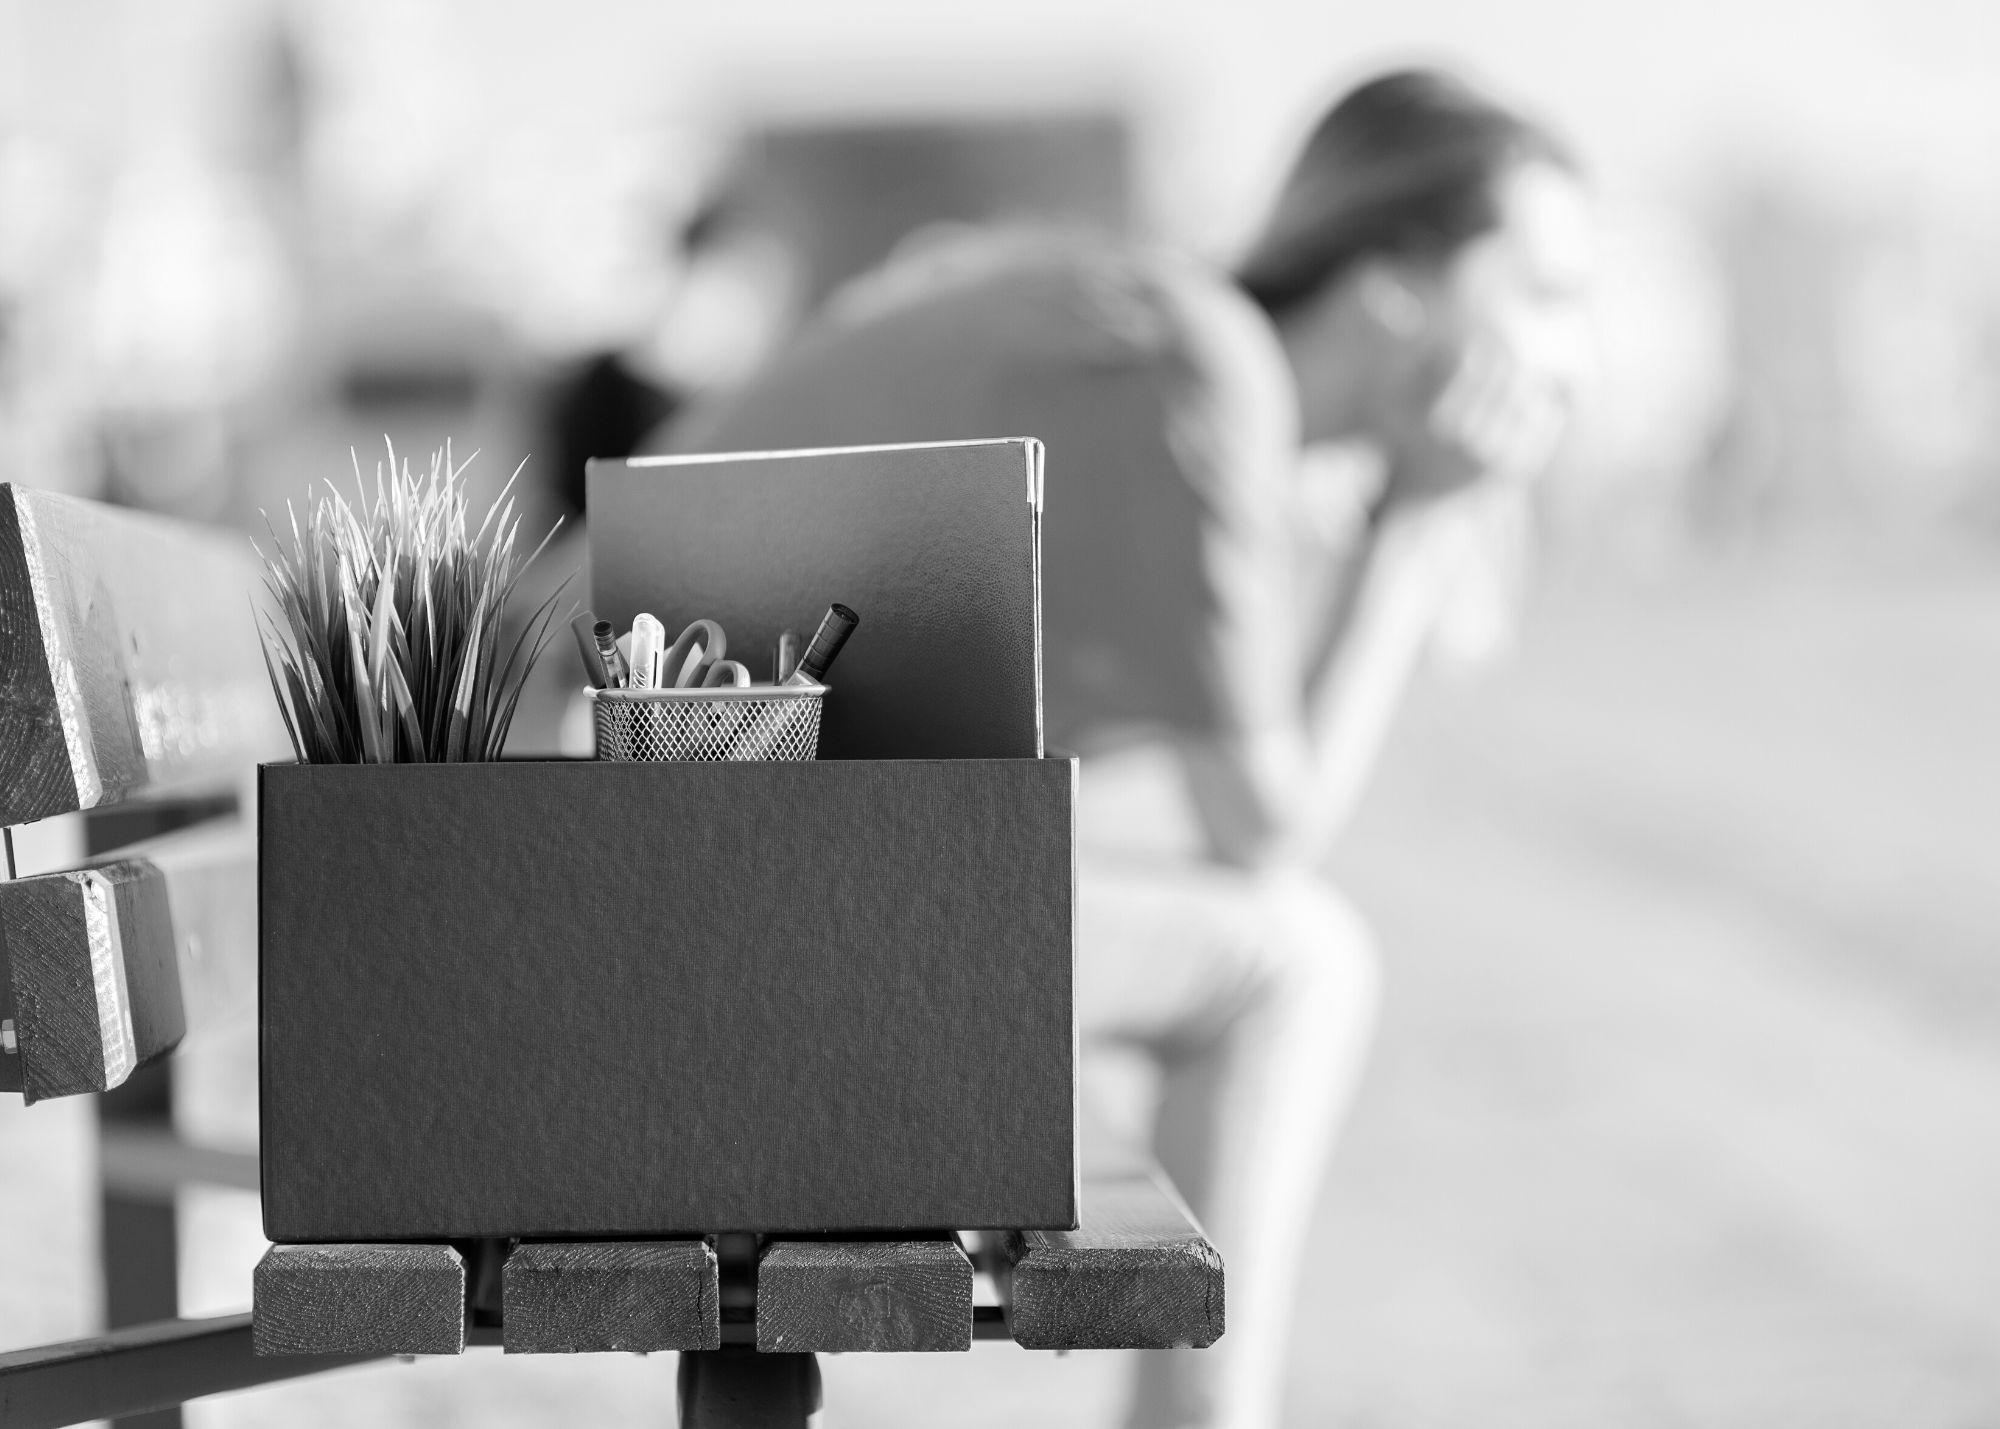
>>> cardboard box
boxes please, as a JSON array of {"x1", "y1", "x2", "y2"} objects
[{"x1": 259, "y1": 758, "x2": 1076, "y2": 1242}]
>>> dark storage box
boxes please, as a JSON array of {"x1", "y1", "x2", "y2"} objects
[{"x1": 259, "y1": 758, "x2": 1076, "y2": 1241}]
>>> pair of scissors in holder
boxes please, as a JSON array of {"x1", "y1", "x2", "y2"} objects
[{"x1": 657, "y1": 618, "x2": 749, "y2": 689}]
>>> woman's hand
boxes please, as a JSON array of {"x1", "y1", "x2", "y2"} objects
[{"x1": 1425, "y1": 332, "x2": 1569, "y2": 485}]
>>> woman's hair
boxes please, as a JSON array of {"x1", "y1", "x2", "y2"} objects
[{"x1": 1237, "y1": 69, "x2": 1572, "y2": 318}]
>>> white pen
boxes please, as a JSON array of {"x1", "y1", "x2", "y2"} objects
[{"x1": 627, "y1": 613, "x2": 666, "y2": 690}]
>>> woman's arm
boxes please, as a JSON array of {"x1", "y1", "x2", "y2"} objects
[
  {"x1": 1285, "y1": 500, "x2": 1483, "y2": 862},
  {"x1": 1177, "y1": 498, "x2": 1477, "y2": 870},
  {"x1": 1151, "y1": 264, "x2": 1476, "y2": 869}
]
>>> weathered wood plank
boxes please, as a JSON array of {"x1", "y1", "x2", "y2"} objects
[
  {"x1": 0, "y1": 489, "x2": 75, "y2": 826},
  {"x1": 252, "y1": 1243, "x2": 465, "y2": 1356},
  {"x1": 0, "y1": 484, "x2": 287, "y2": 827},
  {"x1": 999, "y1": 1139, "x2": 1225, "y2": 1350},
  {"x1": 117, "y1": 816, "x2": 258, "y2": 1032},
  {"x1": 0, "y1": 861, "x2": 182, "y2": 1101},
  {"x1": 0, "y1": 1313, "x2": 372, "y2": 1429},
  {"x1": 502, "y1": 1240, "x2": 720, "y2": 1354},
  {"x1": 0, "y1": 870, "x2": 112, "y2": 1101},
  {"x1": 0, "y1": 818, "x2": 255, "y2": 1103},
  {"x1": 0, "y1": 917, "x2": 20, "y2": 1094},
  {"x1": 756, "y1": 1237, "x2": 973, "y2": 1353}
]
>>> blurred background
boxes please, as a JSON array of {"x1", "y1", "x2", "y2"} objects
[{"x1": 2, "y1": 0, "x2": 1997, "y2": 1424}]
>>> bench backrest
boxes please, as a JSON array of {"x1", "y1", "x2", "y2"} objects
[{"x1": 1, "y1": 484, "x2": 279, "y2": 1101}]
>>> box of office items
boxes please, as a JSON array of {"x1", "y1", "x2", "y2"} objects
[
  {"x1": 257, "y1": 754, "x2": 1075, "y2": 1240},
  {"x1": 584, "y1": 442, "x2": 1045, "y2": 763},
  {"x1": 258, "y1": 439, "x2": 1077, "y2": 1241}
]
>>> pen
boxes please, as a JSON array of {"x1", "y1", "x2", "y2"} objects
[
  {"x1": 628, "y1": 613, "x2": 666, "y2": 689},
  {"x1": 786, "y1": 604, "x2": 859, "y2": 686},
  {"x1": 571, "y1": 612, "x2": 611, "y2": 690},
  {"x1": 593, "y1": 620, "x2": 629, "y2": 689},
  {"x1": 773, "y1": 629, "x2": 799, "y2": 684}
]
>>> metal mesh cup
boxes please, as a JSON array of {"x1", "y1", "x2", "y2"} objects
[{"x1": 588, "y1": 683, "x2": 826, "y2": 762}]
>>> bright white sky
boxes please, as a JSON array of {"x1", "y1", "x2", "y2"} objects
[
  {"x1": 305, "y1": 0, "x2": 2000, "y2": 250},
  {"x1": 11, "y1": 0, "x2": 2000, "y2": 249},
  {"x1": 6, "y1": 0, "x2": 1995, "y2": 497}
]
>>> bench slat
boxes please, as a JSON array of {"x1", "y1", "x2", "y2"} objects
[
  {"x1": 0, "y1": 908, "x2": 19, "y2": 1094},
  {"x1": 0, "y1": 819, "x2": 254, "y2": 1102},
  {"x1": 999, "y1": 1138, "x2": 1225, "y2": 1350},
  {"x1": 0, "y1": 484, "x2": 286, "y2": 827},
  {"x1": 757, "y1": 1237, "x2": 972, "y2": 1353},
  {"x1": 0, "y1": 860, "x2": 182, "y2": 1101},
  {"x1": 503, "y1": 1240, "x2": 720, "y2": 1353},
  {"x1": 253, "y1": 1243, "x2": 465, "y2": 1357},
  {"x1": 117, "y1": 816, "x2": 259, "y2": 1030}
]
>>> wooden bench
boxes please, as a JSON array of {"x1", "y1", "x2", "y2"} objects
[
  {"x1": 0, "y1": 484, "x2": 276, "y2": 1104},
  {"x1": 0, "y1": 481, "x2": 1224, "y2": 1429}
]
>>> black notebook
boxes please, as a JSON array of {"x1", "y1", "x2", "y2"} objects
[{"x1": 587, "y1": 439, "x2": 1044, "y2": 760}]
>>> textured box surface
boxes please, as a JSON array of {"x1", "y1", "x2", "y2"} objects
[{"x1": 259, "y1": 758, "x2": 1076, "y2": 1241}]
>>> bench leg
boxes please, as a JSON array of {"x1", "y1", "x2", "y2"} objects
[
  {"x1": 677, "y1": 1350, "x2": 821, "y2": 1429},
  {"x1": 100, "y1": 1061, "x2": 180, "y2": 1429},
  {"x1": 89, "y1": 801, "x2": 207, "y2": 1427}
]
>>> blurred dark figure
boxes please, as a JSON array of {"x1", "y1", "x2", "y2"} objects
[
  {"x1": 543, "y1": 115, "x2": 1130, "y2": 524},
  {"x1": 540, "y1": 198, "x2": 744, "y2": 520},
  {"x1": 747, "y1": 113, "x2": 1129, "y2": 313},
  {"x1": 545, "y1": 350, "x2": 677, "y2": 518},
  {"x1": 657, "y1": 69, "x2": 1594, "y2": 1429}
]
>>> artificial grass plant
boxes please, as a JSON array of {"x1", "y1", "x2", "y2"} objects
[{"x1": 255, "y1": 442, "x2": 568, "y2": 763}]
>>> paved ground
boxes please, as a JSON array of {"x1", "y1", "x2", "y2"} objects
[
  {"x1": 6, "y1": 546, "x2": 1997, "y2": 1426},
  {"x1": 1291, "y1": 548, "x2": 2000, "y2": 1427}
]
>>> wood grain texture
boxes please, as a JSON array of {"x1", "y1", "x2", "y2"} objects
[
  {"x1": 117, "y1": 816, "x2": 257, "y2": 1032},
  {"x1": 2, "y1": 862, "x2": 181, "y2": 1105},
  {"x1": 1, "y1": 902, "x2": 23, "y2": 1094},
  {"x1": 999, "y1": 1141, "x2": 1225, "y2": 1351},
  {"x1": 106, "y1": 858, "x2": 181, "y2": 1066},
  {"x1": 0, "y1": 865, "x2": 171, "y2": 1101},
  {"x1": 0, "y1": 484, "x2": 286, "y2": 827},
  {"x1": 0, "y1": 487, "x2": 74, "y2": 826},
  {"x1": 0, "y1": 819, "x2": 254, "y2": 1103},
  {"x1": 502, "y1": 1240, "x2": 720, "y2": 1353},
  {"x1": 756, "y1": 1238, "x2": 973, "y2": 1353},
  {"x1": 0, "y1": 874, "x2": 100, "y2": 1097},
  {"x1": 252, "y1": 1243, "x2": 465, "y2": 1356}
]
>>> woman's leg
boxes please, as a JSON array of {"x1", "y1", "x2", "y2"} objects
[{"x1": 1080, "y1": 862, "x2": 1381, "y2": 1429}]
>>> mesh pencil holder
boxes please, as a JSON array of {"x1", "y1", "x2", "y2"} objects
[{"x1": 588, "y1": 683, "x2": 827, "y2": 762}]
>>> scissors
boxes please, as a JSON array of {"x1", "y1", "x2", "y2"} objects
[
  {"x1": 658, "y1": 618, "x2": 750, "y2": 688},
  {"x1": 613, "y1": 613, "x2": 834, "y2": 690}
]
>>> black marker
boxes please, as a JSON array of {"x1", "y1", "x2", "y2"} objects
[{"x1": 786, "y1": 604, "x2": 858, "y2": 686}]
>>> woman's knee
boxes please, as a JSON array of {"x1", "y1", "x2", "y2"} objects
[{"x1": 1255, "y1": 874, "x2": 1383, "y2": 1035}]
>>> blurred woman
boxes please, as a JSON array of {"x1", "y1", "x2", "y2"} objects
[{"x1": 658, "y1": 69, "x2": 1594, "y2": 1429}]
